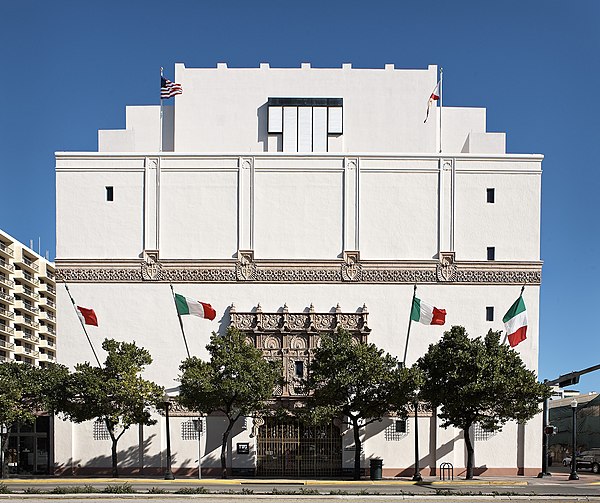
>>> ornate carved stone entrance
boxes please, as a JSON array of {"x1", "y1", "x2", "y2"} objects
[{"x1": 229, "y1": 303, "x2": 370, "y2": 476}]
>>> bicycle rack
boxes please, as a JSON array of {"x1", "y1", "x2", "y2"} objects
[{"x1": 439, "y1": 462, "x2": 454, "y2": 481}]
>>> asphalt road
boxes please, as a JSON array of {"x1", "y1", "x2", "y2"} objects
[{"x1": 0, "y1": 466, "x2": 598, "y2": 501}]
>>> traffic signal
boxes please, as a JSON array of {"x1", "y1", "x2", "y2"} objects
[
  {"x1": 558, "y1": 374, "x2": 580, "y2": 388},
  {"x1": 544, "y1": 425, "x2": 558, "y2": 435}
]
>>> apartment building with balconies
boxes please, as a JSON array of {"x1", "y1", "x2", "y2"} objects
[{"x1": 0, "y1": 229, "x2": 57, "y2": 366}]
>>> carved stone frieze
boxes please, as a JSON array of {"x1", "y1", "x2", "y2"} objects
[{"x1": 56, "y1": 259, "x2": 541, "y2": 285}]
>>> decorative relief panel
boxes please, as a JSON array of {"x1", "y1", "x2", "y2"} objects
[
  {"x1": 230, "y1": 304, "x2": 370, "y2": 398},
  {"x1": 341, "y1": 251, "x2": 362, "y2": 282}
]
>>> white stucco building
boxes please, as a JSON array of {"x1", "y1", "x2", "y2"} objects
[{"x1": 55, "y1": 63, "x2": 543, "y2": 477}]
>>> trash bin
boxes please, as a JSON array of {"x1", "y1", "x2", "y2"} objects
[{"x1": 370, "y1": 458, "x2": 383, "y2": 480}]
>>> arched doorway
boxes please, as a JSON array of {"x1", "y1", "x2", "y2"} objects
[{"x1": 256, "y1": 417, "x2": 342, "y2": 477}]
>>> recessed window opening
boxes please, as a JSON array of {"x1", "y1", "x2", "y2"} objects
[
  {"x1": 106, "y1": 186, "x2": 114, "y2": 202},
  {"x1": 487, "y1": 188, "x2": 495, "y2": 203},
  {"x1": 486, "y1": 306, "x2": 494, "y2": 321},
  {"x1": 487, "y1": 247, "x2": 495, "y2": 261},
  {"x1": 294, "y1": 361, "x2": 304, "y2": 378},
  {"x1": 395, "y1": 419, "x2": 407, "y2": 433}
]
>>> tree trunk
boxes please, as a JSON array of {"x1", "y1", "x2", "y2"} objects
[
  {"x1": 220, "y1": 418, "x2": 235, "y2": 479},
  {"x1": 352, "y1": 416, "x2": 362, "y2": 480},
  {"x1": 106, "y1": 421, "x2": 119, "y2": 478},
  {"x1": 464, "y1": 425, "x2": 474, "y2": 480},
  {"x1": 1, "y1": 429, "x2": 10, "y2": 479}
]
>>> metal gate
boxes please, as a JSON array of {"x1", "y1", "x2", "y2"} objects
[{"x1": 256, "y1": 417, "x2": 342, "y2": 477}]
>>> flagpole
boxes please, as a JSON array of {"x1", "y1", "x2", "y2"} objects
[
  {"x1": 159, "y1": 67, "x2": 164, "y2": 153},
  {"x1": 439, "y1": 67, "x2": 443, "y2": 154},
  {"x1": 64, "y1": 284, "x2": 102, "y2": 367},
  {"x1": 170, "y1": 284, "x2": 191, "y2": 359},
  {"x1": 403, "y1": 284, "x2": 418, "y2": 366}
]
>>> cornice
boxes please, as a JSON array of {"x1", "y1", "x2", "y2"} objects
[{"x1": 55, "y1": 253, "x2": 542, "y2": 285}]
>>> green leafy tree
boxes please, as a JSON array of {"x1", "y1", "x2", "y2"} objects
[
  {"x1": 0, "y1": 362, "x2": 70, "y2": 478},
  {"x1": 417, "y1": 326, "x2": 551, "y2": 479},
  {"x1": 178, "y1": 327, "x2": 281, "y2": 478},
  {"x1": 304, "y1": 329, "x2": 419, "y2": 480},
  {"x1": 61, "y1": 339, "x2": 163, "y2": 477}
]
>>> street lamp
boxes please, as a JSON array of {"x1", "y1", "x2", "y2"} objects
[
  {"x1": 568, "y1": 399, "x2": 578, "y2": 481},
  {"x1": 412, "y1": 397, "x2": 422, "y2": 482},
  {"x1": 163, "y1": 393, "x2": 175, "y2": 480}
]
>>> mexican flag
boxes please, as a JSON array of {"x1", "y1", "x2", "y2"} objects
[
  {"x1": 503, "y1": 296, "x2": 527, "y2": 347},
  {"x1": 76, "y1": 306, "x2": 98, "y2": 326},
  {"x1": 174, "y1": 293, "x2": 216, "y2": 321},
  {"x1": 411, "y1": 297, "x2": 446, "y2": 325}
]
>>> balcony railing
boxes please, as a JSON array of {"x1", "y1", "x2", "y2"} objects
[
  {"x1": 0, "y1": 259, "x2": 14, "y2": 272},
  {"x1": 20, "y1": 256, "x2": 39, "y2": 272},
  {"x1": 0, "y1": 292, "x2": 14, "y2": 304},
  {"x1": 20, "y1": 272, "x2": 40, "y2": 286},
  {"x1": 0, "y1": 339, "x2": 15, "y2": 350},
  {"x1": 0, "y1": 355, "x2": 7, "y2": 362},
  {"x1": 0, "y1": 243, "x2": 14, "y2": 257},
  {"x1": 47, "y1": 285, "x2": 56, "y2": 295},
  {"x1": 0, "y1": 308, "x2": 14, "y2": 320},
  {"x1": 19, "y1": 332, "x2": 40, "y2": 344},
  {"x1": 21, "y1": 303, "x2": 40, "y2": 315},
  {"x1": 0, "y1": 277, "x2": 14, "y2": 288},
  {"x1": 16, "y1": 286, "x2": 39, "y2": 301},
  {"x1": 15, "y1": 346, "x2": 40, "y2": 358},
  {"x1": 0, "y1": 324, "x2": 15, "y2": 335},
  {"x1": 15, "y1": 317, "x2": 40, "y2": 330}
]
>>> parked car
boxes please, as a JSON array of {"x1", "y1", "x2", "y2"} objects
[
  {"x1": 563, "y1": 450, "x2": 600, "y2": 473},
  {"x1": 577, "y1": 450, "x2": 600, "y2": 474}
]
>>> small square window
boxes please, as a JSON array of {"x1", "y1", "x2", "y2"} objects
[
  {"x1": 487, "y1": 247, "x2": 495, "y2": 261},
  {"x1": 486, "y1": 306, "x2": 494, "y2": 321},
  {"x1": 106, "y1": 186, "x2": 114, "y2": 202},
  {"x1": 395, "y1": 419, "x2": 407, "y2": 433},
  {"x1": 487, "y1": 188, "x2": 495, "y2": 203}
]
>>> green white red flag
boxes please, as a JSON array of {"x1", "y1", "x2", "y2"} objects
[
  {"x1": 410, "y1": 297, "x2": 446, "y2": 325},
  {"x1": 76, "y1": 306, "x2": 98, "y2": 326},
  {"x1": 503, "y1": 296, "x2": 527, "y2": 347},
  {"x1": 174, "y1": 293, "x2": 216, "y2": 321}
]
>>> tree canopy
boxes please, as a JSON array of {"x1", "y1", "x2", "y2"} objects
[
  {"x1": 304, "y1": 329, "x2": 419, "y2": 480},
  {"x1": 178, "y1": 327, "x2": 281, "y2": 478},
  {"x1": 61, "y1": 339, "x2": 163, "y2": 477},
  {"x1": 0, "y1": 361, "x2": 69, "y2": 478},
  {"x1": 417, "y1": 326, "x2": 550, "y2": 479}
]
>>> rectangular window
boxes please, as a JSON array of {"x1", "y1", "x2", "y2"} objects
[
  {"x1": 106, "y1": 186, "x2": 114, "y2": 202},
  {"x1": 487, "y1": 247, "x2": 495, "y2": 261},
  {"x1": 487, "y1": 188, "x2": 495, "y2": 203},
  {"x1": 486, "y1": 306, "x2": 494, "y2": 321},
  {"x1": 295, "y1": 361, "x2": 304, "y2": 378},
  {"x1": 395, "y1": 419, "x2": 407, "y2": 433}
]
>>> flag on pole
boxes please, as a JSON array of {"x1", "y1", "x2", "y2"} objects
[
  {"x1": 76, "y1": 306, "x2": 98, "y2": 327},
  {"x1": 161, "y1": 76, "x2": 183, "y2": 99},
  {"x1": 410, "y1": 297, "x2": 446, "y2": 325},
  {"x1": 503, "y1": 295, "x2": 527, "y2": 347},
  {"x1": 174, "y1": 293, "x2": 216, "y2": 321},
  {"x1": 424, "y1": 80, "x2": 440, "y2": 123}
]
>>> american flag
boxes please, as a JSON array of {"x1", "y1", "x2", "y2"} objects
[{"x1": 161, "y1": 76, "x2": 183, "y2": 99}]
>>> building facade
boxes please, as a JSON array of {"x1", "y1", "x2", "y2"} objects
[
  {"x1": 55, "y1": 63, "x2": 543, "y2": 477},
  {"x1": 0, "y1": 229, "x2": 57, "y2": 475},
  {"x1": 0, "y1": 229, "x2": 57, "y2": 366}
]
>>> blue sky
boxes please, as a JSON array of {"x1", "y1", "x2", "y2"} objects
[{"x1": 1, "y1": 1, "x2": 598, "y2": 391}]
